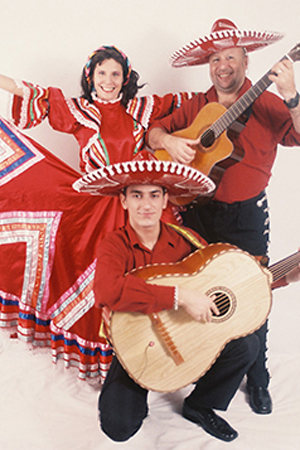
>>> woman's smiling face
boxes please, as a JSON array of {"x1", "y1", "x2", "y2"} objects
[{"x1": 92, "y1": 58, "x2": 124, "y2": 101}]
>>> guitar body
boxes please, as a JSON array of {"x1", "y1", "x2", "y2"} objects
[
  {"x1": 110, "y1": 244, "x2": 273, "y2": 392},
  {"x1": 154, "y1": 103, "x2": 244, "y2": 206}
]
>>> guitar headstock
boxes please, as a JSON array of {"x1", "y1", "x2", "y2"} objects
[{"x1": 288, "y1": 43, "x2": 300, "y2": 62}]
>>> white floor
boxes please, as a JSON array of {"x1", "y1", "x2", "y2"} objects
[{"x1": 1, "y1": 286, "x2": 299, "y2": 450}]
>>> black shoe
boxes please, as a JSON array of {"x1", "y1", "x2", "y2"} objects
[
  {"x1": 182, "y1": 401, "x2": 238, "y2": 442},
  {"x1": 247, "y1": 385, "x2": 272, "y2": 414}
]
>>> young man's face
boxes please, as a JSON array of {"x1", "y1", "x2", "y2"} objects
[
  {"x1": 120, "y1": 184, "x2": 168, "y2": 231},
  {"x1": 209, "y1": 46, "x2": 248, "y2": 95}
]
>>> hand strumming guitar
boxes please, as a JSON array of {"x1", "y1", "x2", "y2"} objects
[
  {"x1": 149, "y1": 127, "x2": 198, "y2": 164},
  {"x1": 177, "y1": 288, "x2": 219, "y2": 322}
]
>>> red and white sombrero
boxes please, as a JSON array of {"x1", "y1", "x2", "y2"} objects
[
  {"x1": 170, "y1": 18, "x2": 284, "y2": 67},
  {"x1": 72, "y1": 154, "x2": 215, "y2": 199}
]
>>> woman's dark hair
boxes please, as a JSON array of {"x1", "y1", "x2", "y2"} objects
[{"x1": 80, "y1": 47, "x2": 144, "y2": 107}]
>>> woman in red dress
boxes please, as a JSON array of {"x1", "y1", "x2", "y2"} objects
[{"x1": 0, "y1": 46, "x2": 195, "y2": 382}]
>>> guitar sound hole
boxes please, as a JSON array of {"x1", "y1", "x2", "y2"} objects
[
  {"x1": 201, "y1": 128, "x2": 215, "y2": 148},
  {"x1": 205, "y1": 286, "x2": 236, "y2": 322},
  {"x1": 212, "y1": 291, "x2": 230, "y2": 317}
]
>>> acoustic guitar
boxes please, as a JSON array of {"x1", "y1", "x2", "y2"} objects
[
  {"x1": 109, "y1": 244, "x2": 300, "y2": 392},
  {"x1": 155, "y1": 43, "x2": 300, "y2": 206}
]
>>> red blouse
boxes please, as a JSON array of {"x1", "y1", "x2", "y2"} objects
[{"x1": 12, "y1": 82, "x2": 196, "y2": 172}]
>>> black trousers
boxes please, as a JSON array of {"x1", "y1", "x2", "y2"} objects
[
  {"x1": 99, "y1": 334, "x2": 259, "y2": 442},
  {"x1": 183, "y1": 190, "x2": 270, "y2": 388}
]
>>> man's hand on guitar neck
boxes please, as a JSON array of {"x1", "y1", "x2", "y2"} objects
[
  {"x1": 286, "y1": 264, "x2": 300, "y2": 283},
  {"x1": 270, "y1": 59, "x2": 297, "y2": 103},
  {"x1": 148, "y1": 127, "x2": 198, "y2": 164},
  {"x1": 177, "y1": 287, "x2": 219, "y2": 322}
]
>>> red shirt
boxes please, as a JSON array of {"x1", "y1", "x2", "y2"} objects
[
  {"x1": 94, "y1": 222, "x2": 206, "y2": 314},
  {"x1": 148, "y1": 79, "x2": 300, "y2": 203}
]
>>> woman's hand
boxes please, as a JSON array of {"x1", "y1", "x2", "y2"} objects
[{"x1": 0, "y1": 74, "x2": 24, "y2": 97}]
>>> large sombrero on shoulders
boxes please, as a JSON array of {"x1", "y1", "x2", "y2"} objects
[
  {"x1": 72, "y1": 153, "x2": 215, "y2": 199},
  {"x1": 170, "y1": 18, "x2": 284, "y2": 67}
]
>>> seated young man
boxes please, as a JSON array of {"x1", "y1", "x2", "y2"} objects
[
  {"x1": 74, "y1": 157, "x2": 300, "y2": 443},
  {"x1": 75, "y1": 156, "x2": 263, "y2": 443}
]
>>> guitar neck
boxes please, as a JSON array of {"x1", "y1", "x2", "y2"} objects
[
  {"x1": 211, "y1": 72, "x2": 273, "y2": 139},
  {"x1": 269, "y1": 251, "x2": 300, "y2": 283}
]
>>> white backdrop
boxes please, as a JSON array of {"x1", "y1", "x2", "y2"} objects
[{"x1": 0, "y1": 1, "x2": 299, "y2": 449}]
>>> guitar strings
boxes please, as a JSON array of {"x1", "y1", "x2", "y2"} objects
[
  {"x1": 270, "y1": 252, "x2": 300, "y2": 281},
  {"x1": 211, "y1": 76, "x2": 271, "y2": 138},
  {"x1": 213, "y1": 293, "x2": 230, "y2": 316}
]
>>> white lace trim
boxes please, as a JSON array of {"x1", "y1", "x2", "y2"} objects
[
  {"x1": 91, "y1": 91, "x2": 123, "y2": 104},
  {"x1": 12, "y1": 79, "x2": 33, "y2": 129},
  {"x1": 73, "y1": 159, "x2": 216, "y2": 193}
]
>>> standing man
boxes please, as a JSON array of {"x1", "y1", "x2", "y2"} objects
[
  {"x1": 147, "y1": 18, "x2": 300, "y2": 415},
  {"x1": 75, "y1": 155, "x2": 260, "y2": 443}
]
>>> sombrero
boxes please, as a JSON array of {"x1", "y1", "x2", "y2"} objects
[
  {"x1": 170, "y1": 18, "x2": 284, "y2": 67},
  {"x1": 72, "y1": 153, "x2": 215, "y2": 199}
]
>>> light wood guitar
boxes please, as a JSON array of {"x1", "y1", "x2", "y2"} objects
[
  {"x1": 155, "y1": 43, "x2": 300, "y2": 206},
  {"x1": 109, "y1": 244, "x2": 300, "y2": 392}
]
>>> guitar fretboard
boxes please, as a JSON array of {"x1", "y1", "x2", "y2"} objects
[
  {"x1": 211, "y1": 73, "x2": 273, "y2": 138},
  {"x1": 269, "y1": 251, "x2": 300, "y2": 283}
]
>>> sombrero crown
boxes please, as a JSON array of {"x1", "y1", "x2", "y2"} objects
[
  {"x1": 170, "y1": 18, "x2": 284, "y2": 67},
  {"x1": 72, "y1": 153, "x2": 215, "y2": 199}
]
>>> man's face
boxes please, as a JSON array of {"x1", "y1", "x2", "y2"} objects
[
  {"x1": 209, "y1": 47, "x2": 248, "y2": 95},
  {"x1": 120, "y1": 184, "x2": 168, "y2": 231}
]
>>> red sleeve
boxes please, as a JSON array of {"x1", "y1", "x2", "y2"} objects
[
  {"x1": 94, "y1": 233, "x2": 175, "y2": 314},
  {"x1": 11, "y1": 81, "x2": 80, "y2": 134},
  {"x1": 257, "y1": 92, "x2": 300, "y2": 147},
  {"x1": 12, "y1": 81, "x2": 50, "y2": 129},
  {"x1": 147, "y1": 92, "x2": 198, "y2": 123},
  {"x1": 145, "y1": 94, "x2": 206, "y2": 143},
  {"x1": 46, "y1": 88, "x2": 80, "y2": 134}
]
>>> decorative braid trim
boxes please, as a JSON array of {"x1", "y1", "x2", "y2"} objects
[
  {"x1": 167, "y1": 223, "x2": 206, "y2": 249},
  {"x1": 170, "y1": 30, "x2": 284, "y2": 65},
  {"x1": 127, "y1": 96, "x2": 155, "y2": 130},
  {"x1": 73, "y1": 159, "x2": 214, "y2": 192}
]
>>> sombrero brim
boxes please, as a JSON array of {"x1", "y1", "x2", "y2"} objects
[
  {"x1": 170, "y1": 29, "x2": 284, "y2": 67},
  {"x1": 72, "y1": 159, "x2": 216, "y2": 199}
]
